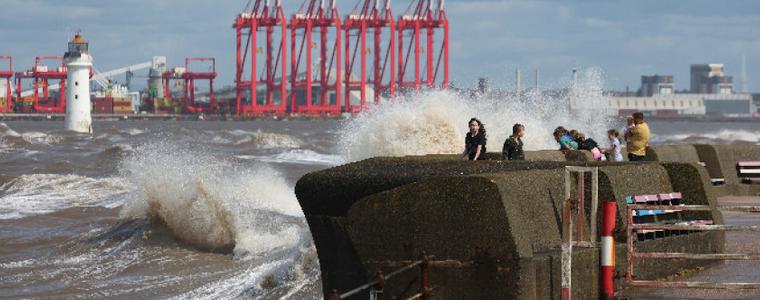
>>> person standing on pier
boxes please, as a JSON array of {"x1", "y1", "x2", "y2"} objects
[
  {"x1": 627, "y1": 112, "x2": 650, "y2": 161},
  {"x1": 502, "y1": 123, "x2": 525, "y2": 160},
  {"x1": 463, "y1": 118, "x2": 487, "y2": 160}
]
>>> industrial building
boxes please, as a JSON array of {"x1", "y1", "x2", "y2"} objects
[
  {"x1": 606, "y1": 63, "x2": 755, "y2": 117},
  {"x1": 690, "y1": 64, "x2": 733, "y2": 94},
  {"x1": 638, "y1": 75, "x2": 673, "y2": 97}
]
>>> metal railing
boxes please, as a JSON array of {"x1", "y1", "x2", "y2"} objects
[
  {"x1": 329, "y1": 252, "x2": 432, "y2": 300},
  {"x1": 561, "y1": 166, "x2": 599, "y2": 300},
  {"x1": 625, "y1": 204, "x2": 760, "y2": 289}
]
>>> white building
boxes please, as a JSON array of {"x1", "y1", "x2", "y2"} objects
[{"x1": 608, "y1": 93, "x2": 754, "y2": 117}]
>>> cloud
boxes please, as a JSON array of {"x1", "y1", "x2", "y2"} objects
[{"x1": 1, "y1": 1, "x2": 760, "y2": 91}]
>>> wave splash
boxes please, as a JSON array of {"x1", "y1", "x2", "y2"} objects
[
  {"x1": 338, "y1": 68, "x2": 615, "y2": 161},
  {"x1": 118, "y1": 141, "x2": 304, "y2": 254}
]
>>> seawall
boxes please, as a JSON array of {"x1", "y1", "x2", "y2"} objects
[{"x1": 295, "y1": 144, "x2": 758, "y2": 299}]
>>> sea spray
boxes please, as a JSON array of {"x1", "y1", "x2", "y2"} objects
[
  {"x1": 338, "y1": 68, "x2": 615, "y2": 161},
  {"x1": 0, "y1": 174, "x2": 127, "y2": 219},
  {"x1": 119, "y1": 141, "x2": 304, "y2": 254}
]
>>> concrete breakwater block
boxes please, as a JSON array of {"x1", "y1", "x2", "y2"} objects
[
  {"x1": 346, "y1": 171, "x2": 590, "y2": 299},
  {"x1": 298, "y1": 157, "x2": 723, "y2": 299},
  {"x1": 649, "y1": 144, "x2": 701, "y2": 163},
  {"x1": 296, "y1": 158, "x2": 571, "y2": 297},
  {"x1": 696, "y1": 144, "x2": 760, "y2": 196},
  {"x1": 477, "y1": 150, "x2": 585, "y2": 161}
]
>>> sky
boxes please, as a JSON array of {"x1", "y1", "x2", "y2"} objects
[{"x1": 2, "y1": 0, "x2": 760, "y2": 92}]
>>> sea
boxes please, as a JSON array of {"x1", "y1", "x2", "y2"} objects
[{"x1": 2, "y1": 80, "x2": 760, "y2": 299}]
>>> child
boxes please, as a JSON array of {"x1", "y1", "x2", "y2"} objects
[
  {"x1": 553, "y1": 126, "x2": 578, "y2": 150},
  {"x1": 622, "y1": 116, "x2": 635, "y2": 144},
  {"x1": 573, "y1": 131, "x2": 605, "y2": 160},
  {"x1": 603, "y1": 129, "x2": 624, "y2": 161}
]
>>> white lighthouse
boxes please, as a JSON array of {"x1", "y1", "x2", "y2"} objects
[{"x1": 64, "y1": 33, "x2": 93, "y2": 133}]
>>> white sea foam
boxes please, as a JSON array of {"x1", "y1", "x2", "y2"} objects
[
  {"x1": 235, "y1": 131, "x2": 303, "y2": 149},
  {"x1": 119, "y1": 141, "x2": 304, "y2": 253},
  {"x1": 337, "y1": 68, "x2": 615, "y2": 161},
  {"x1": 236, "y1": 149, "x2": 344, "y2": 166},
  {"x1": 0, "y1": 122, "x2": 21, "y2": 138},
  {"x1": 21, "y1": 132, "x2": 63, "y2": 145},
  {"x1": 0, "y1": 174, "x2": 128, "y2": 219},
  {"x1": 125, "y1": 128, "x2": 145, "y2": 136},
  {"x1": 650, "y1": 129, "x2": 760, "y2": 145}
]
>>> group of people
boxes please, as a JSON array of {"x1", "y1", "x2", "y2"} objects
[
  {"x1": 461, "y1": 118, "x2": 525, "y2": 161},
  {"x1": 461, "y1": 112, "x2": 650, "y2": 162}
]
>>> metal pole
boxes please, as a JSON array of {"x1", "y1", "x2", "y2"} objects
[
  {"x1": 235, "y1": 18, "x2": 242, "y2": 114},
  {"x1": 577, "y1": 172, "x2": 585, "y2": 242},
  {"x1": 374, "y1": 271, "x2": 385, "y2": 300},
  {"x1": 561, "y1": 198, "x2": 573, "y2": 300},
  {"x1": 626, "y1": 205, "x2": 634, "y2": 283},
  {"x1": 601, "y1": 201, "x2": 616, "y2": 299},
  {"x1": 335, "y1": 15, "x2": 342, "y2": 115},
  {"x1": 306, "y1": 21, "x2": 313, "y2": 111},
  {"x1": 251, "y1": 18, "x2": 258, "y2": 112},
  {"x1": 329, "y1": 289, "x2": 341, "y2": 300},
  {"x1": 280, "y1": 7, "x2": 288, "y2": 113},
  {"x1": 419, "y1": 251, "x2": 430, "y2": 299},
  {"x1": 361, "y1": 21, "x2": 367, "y2": 106},
  {"x1": 344, "y1": 26, "x2": 351, "y2": 112},
  {"x1": 266, "y1": 26, "x2": 274, "y2": 106},
  {"x1": 590, "y1": 168, "x2": 599, "y2": 246}
]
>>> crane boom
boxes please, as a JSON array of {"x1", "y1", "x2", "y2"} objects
[{"x1": 19, "y1": 61, "x2": 152, "y2": 97}]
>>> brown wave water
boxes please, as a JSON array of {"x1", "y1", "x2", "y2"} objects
[
  {"x1": 0, "y1": 115, "x2": 759, "y2": 299},
  {"x1": 0, "y1": 120, "x2": 339, "y2": 299}
]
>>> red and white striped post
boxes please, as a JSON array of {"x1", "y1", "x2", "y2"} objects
[
  {"x1": 600, "y1": 201, "x2": 617, "y2": 299},
  {"x1": 561, "y1": 198, "x2": 573, "y2": 300}
]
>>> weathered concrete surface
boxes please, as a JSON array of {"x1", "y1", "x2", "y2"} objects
[
  {"x1": 295, "y1": 158, "x2": 572, "y2": 298},
  {"x1": 714, "y1": 144, "x2": 760, "y2": 196},
  {"x1": 650, "y1": 145, "x2": 701, "y2": 163},
  {"x1": 661, "y1": 162, "x2": 724, "y2": 224},
  {"x1": 345, "y1": 171, "x2": 594, "y2": 299},
  {"x1": 694, "y1": 144, "x2": 760, "y2": 197},
  {"x1": 473, "y1": 150, "x2": 580, "y2": 161},
  {"x1": 693, "y1": 144, "x2": 725, "y2": 182},
  {"x1": 296, "y1": 156, "x2": 728, "y2": 299}
]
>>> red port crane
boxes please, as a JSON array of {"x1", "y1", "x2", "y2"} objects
[
  {"x1": 183, "y1": 57, "x2": 217, "y2": 114},
  {"x1": 344, "y1": 0, "x2": 396, "y2": 113},
  {"x1": 15, "y1": 56, "x2": 67, "y2": 113},
  {"x1": 234, "y1": 0, "x2": 289, "y2": 116},
  {"x1": 0, "y1": 56, "x2": 12, "y2": 112},
  {"x1": 290, "y1": 0, "x2": 342, "y2": 116},
  {"x1": 397, "y1": 0, "x2": 448, "y2": 92}
]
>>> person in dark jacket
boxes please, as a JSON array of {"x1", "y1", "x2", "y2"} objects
[
  {"x1": 462, "y1": 118, "x2": 487, "y2": 160},
  {"x1": 502, "y1": 123, "x2": 525, "y2": 160},
  {"x1": 573, "y1": 131, "x2": 605, "y2": 160}
]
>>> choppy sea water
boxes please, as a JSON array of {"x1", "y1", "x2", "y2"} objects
[{"x1": 2, "y1": 88, "x2": 760, "y2": 299}]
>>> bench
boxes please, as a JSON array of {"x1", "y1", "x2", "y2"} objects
[
  {"x1": 626, "y1": 193, "x2": 714, "y2": 240},
  {"x1": 737, "y1": 161, "x2": 760, "y2": 183}
]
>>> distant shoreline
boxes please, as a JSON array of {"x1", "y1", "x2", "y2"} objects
[
  {"x1": 1, "y1": 113, "x2": 758, "y2": 122},
  {"x1": 0, "y1": 113, "x2": 343, "y2": 121}
]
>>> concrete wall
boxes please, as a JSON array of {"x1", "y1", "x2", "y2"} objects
[
  {"x1": 295, "y1": 158, "x2": 570, "y2": 298},
  {"x1": 297, "y1": 158, "x2": 726, "y2": 299},
  {"x1": 691, "y1": 144, "x2": 760, "y2": 196}
]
